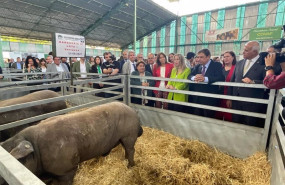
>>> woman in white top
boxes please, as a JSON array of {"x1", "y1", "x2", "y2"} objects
[
  {"x1": 40, "y1": 58, "x2": 47, "y2": 79},
  {"x1": 40, "y1": 58, "x2": 47, "y2": 72}
]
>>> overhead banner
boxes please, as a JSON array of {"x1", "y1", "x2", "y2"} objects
[
  {"x1": 249, "y1": 26, "x2": 282, "y2": 40},
  {"x1": 205, "y1": 28, "x2": 239, "y2": 42},
  {"x1": 53, "y1": 33, "x2": 85, "y2": 57}
]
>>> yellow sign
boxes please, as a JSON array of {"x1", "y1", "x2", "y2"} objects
[{"x1": 1, "y1": 36, "x2": 51, "y2": 45}]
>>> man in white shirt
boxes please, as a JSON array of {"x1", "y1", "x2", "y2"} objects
[
  {"x1": 187, "y1": 49, "x2": 224, "y2": 118},
  {"x1": 122, "y1": 50, "x2": 136, "y2": 75},
  {"x1": 46, "y1": 57, "x2": 70, "y2": 79},
  {"x1": 228, "y1": 41, "x2": 266, "y2": 127},
  {"x1": 72, "y1": 57, "x2": 91, "y2": 79}
]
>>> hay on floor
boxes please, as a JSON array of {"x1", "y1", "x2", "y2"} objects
[{"x1": 73, "y1": 127, "x2": 271, "y2": 185}]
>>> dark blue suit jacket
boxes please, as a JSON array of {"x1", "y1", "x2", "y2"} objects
[
  {"x1": 188, "y1": 60, "x2": 224, "y2": 106},
  {"x1": 228, "y1": 57, "x2": 265, "y2": 98},
  {"x1": 145, "y1": 64, "x2": 153, "y2": 75},
  {"x1": 119, "y1": 59, "x2": 127, "y2": 73}
]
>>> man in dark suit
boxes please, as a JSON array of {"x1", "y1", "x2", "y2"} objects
[
  {"x1": 119, "y1": 50, "x2": 128, "y2": 73},
  {"x1": 228, "y1": 41, "x2": 266, "y2": 127},
  {"x1": 145, "y1": 53, "x2": 155, "y2": 75},
  {"x1": 188, "y1": 49, "x2": 225, "y2": 118}
]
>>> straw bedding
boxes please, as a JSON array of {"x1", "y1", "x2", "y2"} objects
[{"x1": 73, "y1": 127, "x2": 271, "y2": 185}]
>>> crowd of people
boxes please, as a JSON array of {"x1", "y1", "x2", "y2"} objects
[
  {"x1": 117, "y1": 41, "x2": 285, "y2": 128},
  {"x1": 2, "y1": 40, "x2": 285, "y2": 127}
]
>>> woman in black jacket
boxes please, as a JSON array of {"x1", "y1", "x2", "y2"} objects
[
  {"x1": 90, "y1": 56, "x2": 104, "y2": 97},
  {"x1": 130, "y1": 61, "x2": 155, "y2": 106}
]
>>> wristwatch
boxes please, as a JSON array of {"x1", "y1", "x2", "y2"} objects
[{"x1": 265, "y1": 66, "x2": 274, "y2": 71}]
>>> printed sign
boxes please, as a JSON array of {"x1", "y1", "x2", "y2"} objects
[
  {"x1": 249, "y1": 26, "x2": 282, "y2": 41},
  {"x1": 205, "y1": 28, "x2": 239, "y2": 42},
  {"x1": 53, "y1": 33, "x2": 85, "y2": 57}
]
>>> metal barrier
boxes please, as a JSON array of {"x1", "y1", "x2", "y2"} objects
[
  {"x1": 0, "y1": 72, "x2": 71, "y2": 99},
  {"x1": 0, "y1": 74, "x2": 126, "y2": 185},
  {"x1": 128, "y1": 75, "x2": 275, "y2": 158},
  {"x1": 0, "y1": 73, "x2": 283, "y2": 184},
  {"x1": 268, "y1": 89, "x2": 285, "y2": 185}
]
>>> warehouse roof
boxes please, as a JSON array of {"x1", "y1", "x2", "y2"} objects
[{"x1": 0, "y1": 0, "x2": 177, "y2": 49}]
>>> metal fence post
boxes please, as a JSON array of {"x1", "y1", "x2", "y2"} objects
[
  {"x1": 261, "y1": 89, "x2": 276, "y2": 151},
  {"x1": 268, "y1": 90, "x2": 283, "y2": 154},
  {"x1": 123, "y1": 75, "x2": 130, "y2": 105}
]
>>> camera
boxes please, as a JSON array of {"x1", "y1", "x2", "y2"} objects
[
  {"x1": 110, "y1": 54, "x2": 116, "y2": 61},
  {"x1": 259, "y1": 51, "x2": 285, "y2": 63}
]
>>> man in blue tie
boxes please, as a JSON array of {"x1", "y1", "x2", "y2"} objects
[{"x1": 188, "y1": 49, "x2": 225, "y2": 118}]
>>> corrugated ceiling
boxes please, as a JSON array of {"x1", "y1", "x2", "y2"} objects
[{"x1": 0, "y1": 0, "x2": 177, "y2": 48}]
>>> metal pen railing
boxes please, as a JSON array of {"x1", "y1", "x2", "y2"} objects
[
  {"x1": 128, "y1": 75, "x2": 276, "y2": 151},
  {"x1": 268, "y1": 89, "x2": 285, "y2": 185},
  {"x1": 0, "y1": 73, "x2": 282, "y2": 184}
]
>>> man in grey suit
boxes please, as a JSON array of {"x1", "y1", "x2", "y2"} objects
[
  {"x1": 46, "y1": 56, "x2": 70, "y2": 92},
  {"x1": 11, "y1": 57, "x2": 23, "y2": 69},
  {"x1": 228, "y1": 41, "x2": 266, "y2": 127},
  {"x1": 46, "y1": 56, "x2": 70, "y2": 80},
  {"x1": 122, "y1": 50, "x2": 136, "y2": 75}
]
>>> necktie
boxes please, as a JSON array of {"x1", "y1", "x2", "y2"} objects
[
  {"x1": 133, "y1": 63, "x2": 136, "y2": 70},
  {"x1": 243, "y1": 59, "x2": 252, "y2": 75},
  {"x1": 201, "y1": 65, "x2": 206, "y2": 76}
]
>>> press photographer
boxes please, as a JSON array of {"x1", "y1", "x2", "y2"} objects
[
  {"x1": 261, "y1": 27, "x2": 285, "y2": 89},
  {"x1": 263, "y1": 53, "x2": 285, "y2": 89}
]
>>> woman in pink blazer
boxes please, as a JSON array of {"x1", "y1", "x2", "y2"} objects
[{"x1": 152, "y1": 52, "x2": 174, "y2": 109}]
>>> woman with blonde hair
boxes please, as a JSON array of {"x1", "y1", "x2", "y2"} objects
[{"x1": 166, "y1": 53, "x2": 191, "y2": 112}]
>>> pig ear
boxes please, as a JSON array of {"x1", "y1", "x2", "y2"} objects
[{"x1": 10, "y1": 140, "x2": 34, "y2": 159}]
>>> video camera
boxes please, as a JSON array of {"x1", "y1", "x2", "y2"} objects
[
  {"x1": 259, "y1": 25, "x2": 285, "y2": 64},
  {"x1": 110, "y1": 54, "x2": 116, "y2": 61}
]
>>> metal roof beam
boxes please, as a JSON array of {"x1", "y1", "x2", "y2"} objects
[
  {"x1": 3, "y1": 0, "x2": 96, "y2": 25},
  {"x1": 26, "y1": 0, "x2": 58, "y2": 38},
  {"x1": 81, "y1": 0, "x2": 129, "y2": 36},
  {"x1": 120, "y1": 18, "x2": 175, "y2": 49},
  {"x1": 0, "y1": 14, "x2": 80, "y2": 33}
]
